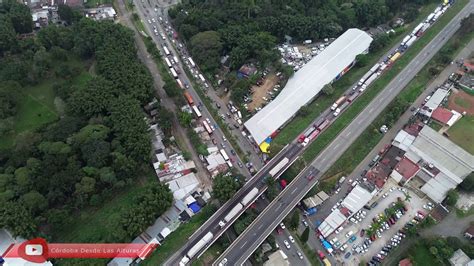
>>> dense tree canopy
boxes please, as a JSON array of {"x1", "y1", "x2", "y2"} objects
[
  {"x1": 169, "y1": 0, "x2": 436, "y2": 74},
  {"x1": 212, "y1": 174, "x2": 241, "y2": 203},
  {"x1": 0, "y1": 15, "x2": 170, "y2": 240}
]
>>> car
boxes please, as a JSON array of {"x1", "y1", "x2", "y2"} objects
[
  {"x1": 223, "y1": 136, "x2": 227, "y2": 142},
  {"x1": 335, "y1": 187, "x2": 341, "y2": 194},
  {"x1": 302, "y1": 220, "x2": 308, "y2": 227},
  {"x1": 344, "y1": 252, "x2": 351, "y2": 259},
  {"x1": 283, "y1": 240, "x2": 290, "y2": 249},
  {"x1": 382, "y1": 193, "x2": 389, "y2": 198},
  {"x1": 380, "y1": 250, "x2": 387, "y2": 256},
  {"x1": 340, "y1": 244, "x2": 348, "y2": 251},
  {"x1": 218, "y1": 258, "x2": 227, "y2": 266},
  {"x1": 345, "y1": 231, "x2": 354, "y2": 238},
  {"x1": 417, "y1": 211, "x2": 425, "y2": 218},
  {"x1": 288, "y1": 235, "x2": 295, "y2": 243},
  {"x1": 297, "y1": 251, "x2": 303, "y2": 260},
  {"x1": 147, "y1": 19, "x2": 152, "y2": 24},
  {"x1": 237, "y1": 162, "x2": 243, "y2": 168},
  {"x1": 230, "y1": 149, "x2": 236, "y2": 155},
  {"x1": 221, "y1": 143, "x2": 226, "y2": 149},
  {"x1": 317, "y1": 250, "x2": 325, "y2": 259},
  {"x1": 335, "y1": 226, "x2": 343, "y2": 234},
  {"x1": 389, "y1": 187, "x2": 394, "y2": 192},
  {"x1": 360, "y1": 229, "x2": 365, "y2": 237},
  {"x1": 280, "y1": 223, "x2": 286, "y2": 230}
]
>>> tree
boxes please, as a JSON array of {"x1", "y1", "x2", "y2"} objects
[
  {"x1": 190, "y1": 31, "x2": 223, "y2": 72},
  {"x1": 445, "y1": 189, "x2": 459, "y2": 206},
  {"x1": 446, "y1": 236, "x2": 462, "y2": 250},
  {"x1": 0, "y1": 81, "x2": 21, "y2": 119},
  {"x1": 212, "y1": 174, "x2": 240, "y2": 203},
  {"x1": 297, "y1": 105, "x2": 311, "y2": 117},
  {"x1": 0, "y1": 15, "x2": 17, "y2": 55},
  {"x1": 6, "y1": 0, "x2": 33, "y2": 34},
  {"x1": 322, "y1": 83, "x2": 334, "y2": 95},
  {"x1": 265, "y1": 177, "x2": 277, "y2": 200},
  {"x1": 459, "y1": 13, "x2": 474, "y2": 35},
  {"x1": 288, "y1": 210, "x2": 299, "y2": 230},
  {"x1": 58, "y1": 4, "x2": 75, "y2": 25},
  {"x1": 0, "y1": 201, "x2": 37, "y2": 238},
  {"x1": 301, "y1": 227, "x2": 309, "y2": 243},
  {"x1": 356, "y1": 54, "x2": 369, "y2": 67},
  {"x1": 459, "y1": 172, "x2": 474, "y2": 192},
  {"x1": 178, "y1": 111, "x2": 192, "y2": 127}
]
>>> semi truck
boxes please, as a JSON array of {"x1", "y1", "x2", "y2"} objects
[
  {"x1": 404, "y1": 36, "x2": 417, "y2": 48},
  {"x1": 269, "y1": 157, "x2": 290, "y2": 177},
  {"x1": 411, "y1": 23, "x2": 424, "y2": 36},
  {"x1": 401, "y1": 35, "x2": 411, "y2": 46},
  {"x1": 188, "y1": 57, "x2": 196, "y2": 68},
  {"x1": 331, "y1": 96, "x2": 346, "y2": 111},
  {"x1": 170, "y1": 68, "x2": 178, "y2": 79},
  {"x1": 241, "y1": 187, "x2": 259, "y2": 206},
  {"x1": 317, "y1": 119, "x2": 330, "y2": 131},
  {"x1": 179, "y1": 232, "x2": 214, "y2": 265},
  {"x1": 184, "y1": 92, "x2": 194, "y2": 105},
  {"x1": 358, "y1": 71, "x2": 373, "y2": 86}
]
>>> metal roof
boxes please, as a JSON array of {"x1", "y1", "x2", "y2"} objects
[
  {"x1": 342, "y1": 185, "x2": 374, "y2": 213},
  {"x1": 244, "y1": 29, "x2": 373, "y2": 144}
]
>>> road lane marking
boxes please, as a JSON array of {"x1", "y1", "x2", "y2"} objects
[
  {"x1": 291, "y1": 188, "x2": 297, "y2": 195},
  {"x1": 346, "y1": 130, "x2": 352, "y2": 137},
  {"x1": 333, "y1": 143, "x2": 340, "y2": 150},
  {"x1": 369, "y1": 107, "x2": 374, "y2": 113},
  {"x1": 241, "y1": 241, "x2": 248, "y2": 248}
]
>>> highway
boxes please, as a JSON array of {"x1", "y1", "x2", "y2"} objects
[
  {"x1": 214, "y1": 2, "x2": 474, "y2": 264},
  {"x1": 133, "y1": 0, "x2": 254, "y2": 177}
]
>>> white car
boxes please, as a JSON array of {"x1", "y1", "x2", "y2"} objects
[
  {"x1": 284, "y1": 240, "x2": 291, "y2": 249},
  {"x1": 289, "y1": 236, "x2": 295, "y2": 243},
  {"x1": 297, "y1": 251, "x2": 303, "y2": 260},
  {"x1": 335, "y1": 226, "x2": 344, "y2": 234},
  {"x1": 280, "y1": 223, "x2": 286, "y2": 230},
  {"x1": 382, "y1": 193, "x2": 389, "y2": 198},
  {"x1": 218, "y1": 258, "x2": 227, "y2": 266},
  {"x1": 335, "y1": 187, "x2": 341, "y2": 194},
  {"x1": 302, "y1": 220, "x2": 308, "y2": 227}
]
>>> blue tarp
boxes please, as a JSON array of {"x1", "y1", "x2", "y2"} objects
[
  {"x1": 322, "y1": 240, "x2": 332, "y2": 250},
  {"x1": 306, "y1": 207, "x2": 317, "y2": 216},
  {"x1": 265, "y1": 137, "x2": 272, "y2": 144},
  {"x1": 188, "y1": 202, "x2": 201, "y2": 213}
]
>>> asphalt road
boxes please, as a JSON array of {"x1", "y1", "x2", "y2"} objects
[
  {"x1": 133, "y1": 0, "x2": 253, "y2": 177},
  {"x1": 214, "y1": 2, "x2": 474, "y2": 265}
]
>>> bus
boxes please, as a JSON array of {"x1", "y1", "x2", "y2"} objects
[
  {"x1": 170, "y1": 68, "x2": 178, "y2": 79},
  {"x1": 163, "y1": 45, "x2": 170, "y2": 56},
  {"x1": 219, "y1": 149, "x2": 229, "y2": 161},
  {"x1": 192, "y1": 105, "x2": 202, "y2": 118},
  {"x1": 184, "y1": 92, "x2": 194, "y2": 105},
  {"x1": 202, "y1": 120, "x2": 213, "y2": 134},
  {"x1": 164, "y1": 57, "x2": 172, "y2": 68},
  {"x1": 389, "y1": 52, "x2": 401, "y2": 63}
]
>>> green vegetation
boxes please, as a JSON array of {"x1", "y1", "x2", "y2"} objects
[
  {"x1": 274, "y1": 0, "x2": 471, "y2": 184},
  {"x1": 447, "y1": 115, "x2": 474, "y2": 154},
  {"x1": 212, "y1": 173, "x2": 242, "y2": 203},
  {"x1": 454, "y1": 97, "x2": 472, "y2": 109},
  {"x1": 83, "y1": 0, "x2": 112, "y2": 8},
  {"x1": 271, "y1": 2, "x2": 440, "y2": 151},
  {"x1": 300, "y1": 227, "x2": 310, "y2": 243},
  {"x1": 143, "y1": 205, "x2": 217, "y2": 265},
  {"x1": 0, "y1": 3, "x2": 173, "y2": 246}
]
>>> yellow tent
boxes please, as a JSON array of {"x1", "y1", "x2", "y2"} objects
[{"x1": 259, "y1": 142, "x2": 270, "y2": 153}]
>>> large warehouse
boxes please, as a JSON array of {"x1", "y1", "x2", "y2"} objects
[{"x1": 244, "y1": 28, "x2": 373, "y2": 147}]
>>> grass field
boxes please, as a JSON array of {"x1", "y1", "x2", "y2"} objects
[
  {"x1": 454, "y1": 97, "x2": 472, "y2": 109},
  {"x1": 0, "y1": 58, "x2": 92, "y2": 150},
  {"x1": 447, "y1": 115, "x2": 474, "y2": 154},
  {"x1": 53, "y1": 178, "x2": 151, "y2": 243}
]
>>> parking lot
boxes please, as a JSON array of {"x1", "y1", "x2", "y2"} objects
[{"x1": 325, "y1": 179, "x2": 430, "y2": 265}]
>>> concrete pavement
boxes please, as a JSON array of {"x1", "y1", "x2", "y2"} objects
[{"x1": 214, "y1": 2, "x2": 474, "y2": 264}]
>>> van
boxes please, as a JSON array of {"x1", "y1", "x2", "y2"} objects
[{"x1": 339, "y1": 176, "x2": 346, "y2": 184}]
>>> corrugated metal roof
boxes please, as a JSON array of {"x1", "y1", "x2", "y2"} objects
[
  {"x1": 342, "y1": 185, "x2": 373, "y2": 213},
  {"x1": 245, "y1": 29, "x2": 373, "y2": 144}
]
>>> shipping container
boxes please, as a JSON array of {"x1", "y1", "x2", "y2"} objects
[
  {"x1": 170, "y1": 68, "x2": 178, "y2": 79},
  {"x1": 164, "y1": 57, "x2": 172, "y2": 68},
  {"x1": 269, "y1": 157, "x2": 289, "y2": 177},
  {"x1": 163, "y1": 45, "x2": 170, "y2": 56},
  {"x1": 198, "y1": 74, "x2": 205, "y2": 83},
  {"x1": 317, "y1": 119, "x2": 330, "y2": 131}
]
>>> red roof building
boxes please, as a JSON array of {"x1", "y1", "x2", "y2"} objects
[
  {"x1": 431, "y1": 107, "x2": 453, "y2": 125},
  {"x1": 394, "y1": 157, "x2": 420, "y2": 182}
]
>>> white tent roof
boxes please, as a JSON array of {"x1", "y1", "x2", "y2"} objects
[
  {"x1": 342, "y1": 185, "x2": 374, "y2": 213},
  {"x1": 244, "y1": 28, "x2": 373, "y2": 144}
]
